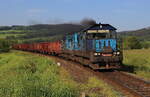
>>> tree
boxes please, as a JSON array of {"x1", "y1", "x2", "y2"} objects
[
  {"x1": 0, "y1": 39, "x2": 10, "y2": 52},
  {"x1": 141, "y1": 41, "x2": 150, "y2": 49},
  {"x1": 123, "y1": 36, "x2": 142, "y2": 49}
]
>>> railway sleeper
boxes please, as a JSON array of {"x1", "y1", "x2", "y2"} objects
[
  {"x1": 118, "y1": 79, "x2": 145, "y2": 88},
  {"x1": 121, "y1": 83, "x2": 144, "y2": 91},
  {"x1": 124, "y1": 84, "x2": 150, "y2": 93},
  {"x1": 111, "y1": 77, "x2": 149, "y2": 91},
  {"x1": 137, "y1": 92, "x2": 150, "y2": 96},
  {"x1": 120, "y1": 73, "x2": 149, "y2": 85},
  {"x1": 140, "y1": 91, "x2": 150, "y2": 94},
  {"x1": 144, "y1": 96, "x2": 150, "y2": 97}
]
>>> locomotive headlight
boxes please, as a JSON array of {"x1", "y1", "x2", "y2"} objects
[
  {"x1": 113, "y1": 52, "x2": 117, "y2": 55},
  {"x1": 94, "y1": 53, "x2": 101, "y2": 56},
  {"x1": 94, "y1": 53, "x2": 98, "y2": 56},
  {"x1": 117, "y1": 52, "x2": 120, "y2": 55}
]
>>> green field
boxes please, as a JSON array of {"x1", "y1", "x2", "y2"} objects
[
  {"x1": 0, "y1": 51, "x2": 121, "y2": 97},
  {"x1": 0, "y1": 30, "x2": 27, "y2": 33},
  {"x1": 123, "y1": 49, "x2": 150, "y2": 80},
  {"x1": 0, "y1": 33, "x2": 25, "y2": 39},
  {"x1": 0, "y1": 51, "x2": 79, "y2": 97}
]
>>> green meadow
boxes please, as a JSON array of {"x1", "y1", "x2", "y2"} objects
[
  {"x1": 0, "y1": 51, "x2": 79, "y2": 97},
  {"x1": 0, "y1": 30, "x2": 26, "y2": 33},
  {"x1": 123, "y1": 49, "x2": 150, "y2": 80},
  {"x1": 0, "y1": 33, "x2": 25, "y2": 39},
  {"x1": 0, "y1": 51, "x2": 121, "y2": 97}
]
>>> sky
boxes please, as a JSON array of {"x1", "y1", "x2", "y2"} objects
[{"x1": 0, "y1": 0, "x2": 150, "y2": 31}]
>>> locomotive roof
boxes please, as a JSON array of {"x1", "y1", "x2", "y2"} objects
[
  {"x1": 82, "y1": 23, "x2": 117, "y2": 32},
  {"x1": 67, "y1": 23, "x2": 117, "y2": 35}
]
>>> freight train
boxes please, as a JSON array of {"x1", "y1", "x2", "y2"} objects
[{"x1": 13, "y1": 23, "x2": 123, "y2": 70}]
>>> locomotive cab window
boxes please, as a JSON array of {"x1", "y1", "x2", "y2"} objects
[
  {"x1": 86, "y1": 32, "x2": 116, "y2": 39},
  {"x1": 86, "y1": 29, "x2": 117, "y2": 39}
]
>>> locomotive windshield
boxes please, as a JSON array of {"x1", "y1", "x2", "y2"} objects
[{"x1": 86, "y1": 31, "x2": 117, "y2": 39}]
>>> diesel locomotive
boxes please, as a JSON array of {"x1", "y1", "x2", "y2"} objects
[
  {"x1": 62, "y1": 23, "x2": 123, "y2": 69},
  {"x1": 13, "y1": 23, "x2": 123, "y2": 70}
]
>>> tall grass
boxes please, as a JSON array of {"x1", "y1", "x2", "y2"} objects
[
  {"x1": 81, "y1": 77, "x2": 122, "y2": 97},
  {"x1": 0, "y1": 51, "x2": 79, "y2": 97},
  {"x1": 0, "y1": 50, "x2": 122, "y2": 97},
  {"x1": 123, "y1": 49, "x2": 150, "y2": 80}
]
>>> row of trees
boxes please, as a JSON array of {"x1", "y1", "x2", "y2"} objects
[
  {"x1": 123, "y1": 36, "x2": 150, "y2": 49},
  {"x1": 0, "y1": 39, "x2": 17, "y2": 53},
  {"x1": 0, "y1": 39, "x2": 10, "y2": 52}
]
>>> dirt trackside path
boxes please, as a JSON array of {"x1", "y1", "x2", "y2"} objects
[
  {"x1": 54, "y1": 58, "x2": 95, "y2": 83},
  {"x1": 29, "y1": 53, "x2": 125, "y2": 97},
  {"x1": 45, "y1": 56, "x2": 126, "y2": 96}
]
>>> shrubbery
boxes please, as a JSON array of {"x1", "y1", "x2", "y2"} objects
[
  {"x1": 0, "y1": 39, "x2": 18, "y2": 53},
  {"x1": 122, "y1": 36, "x2": 150, "y2": 49},
  {"x1": 141, "y1": 41, "x2": 150, "y2": 49},
  {"x1": 123, "y1": 36, "x2": 142, "y2": 49},
  {"x1": 0, "y1": 39, "x2": 10, "y2": 52}
]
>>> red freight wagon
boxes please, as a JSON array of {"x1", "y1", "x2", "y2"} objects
[
  {"x1": 47, "y1": 41, "x2": 62, "y2": 54},
  {"x1": 32, "y1": 43, "x2": 39, "y2": 52},
  {"x1": 12, "y1": 44, "x2": 20, "y2": 50},
  {"x1": 53, "y1": 41, "x2": 62, "y2": 54},
  {"x1": 28, "y1": 44, "x2": 35, "y2": 51},
  {"x1": 18, "y1": 44, "x2": 23, "y2": 50},
  {"x1": 35, "y1": 43, "x2": 42, "y2": 53},
  {"x1": 21, "y1": 44, "x2": 29, "y2": 51},
  {"x1": 14, "y1": 44, "x2": 22, "y2": 50},
  {"x1": 34, "y1": 43, "x2": 42, "y2": 53},
  {"x1": 39, "y1": 42, "x2": 49, "y2": 53},
  {"x1": 13, "y1": 41, "x2": 62, "y2": 56}
]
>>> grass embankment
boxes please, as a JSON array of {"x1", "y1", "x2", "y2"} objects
[
  {"x1": 0, "y1": 51, "x2": 78, "y2": 97},
  {"x1": 0, "y1": 51, "x2": 121, "y2": 97},
  {"x1": 81, "y1": 77, "x2": 121, "y2": 97},
  {"x1": 123, "y1": 49, "x2": 150, "y2": 80}
]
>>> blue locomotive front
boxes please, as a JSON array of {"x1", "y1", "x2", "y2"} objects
[{"x1": 63, "y1": 23, "x2": 123, "y2": 69}]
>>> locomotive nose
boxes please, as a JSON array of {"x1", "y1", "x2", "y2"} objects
[{"x1": 102, "y1": 46, "x2": 113, "y2": 54}]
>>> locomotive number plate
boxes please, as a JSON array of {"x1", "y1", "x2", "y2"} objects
[{"x1": 102, "y1": 54, "x2": 112, "y2": 56}]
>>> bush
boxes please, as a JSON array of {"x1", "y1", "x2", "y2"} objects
[
  {"x1": 141, "y1": 41, "x2": 150, "y2": 49},
  {"x1": 123, "y1": 36, "x2": 142, "y2": 49},
  {"x1": 0, "y1": 39, "x2": 10, "y2": 53}
]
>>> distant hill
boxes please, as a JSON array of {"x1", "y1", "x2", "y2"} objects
[
  {"x1": 119, "y1": 27, "x2": 150, "y2": 41},
  {"x1": 0, "y1": 24, "x2": 84, "y2": 43},
  {"x1": 1, "y1": 24, "x2": 150, "y2": 43}
]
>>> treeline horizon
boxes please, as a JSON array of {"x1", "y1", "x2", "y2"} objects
[{"x1": 0, "y1": 20, "x2": 150, "y2": 53}]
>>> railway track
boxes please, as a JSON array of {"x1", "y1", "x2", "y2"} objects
[
  {"x1": 47, "y1": 54, "x2": 150, "y2": 97},
  {"x1": 55, "y1": 56, "x2": 150, "y2": 97},
  {"x1": 100, "y1": 71, "x2": 150, "y2": 97},
  {"x1": 25, "y1": 51, "x2": 150, "y2": 97}
]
